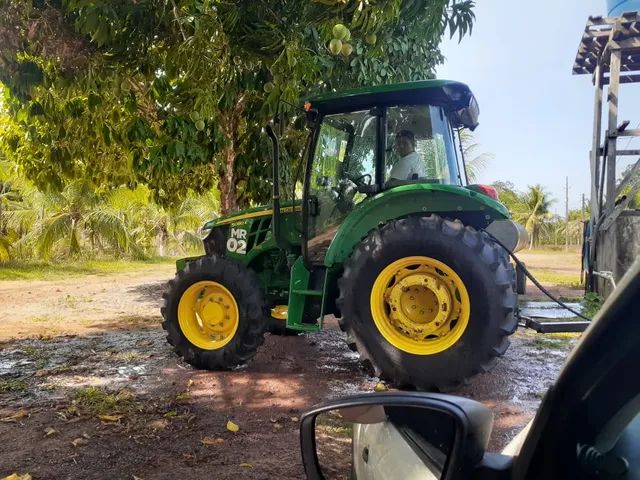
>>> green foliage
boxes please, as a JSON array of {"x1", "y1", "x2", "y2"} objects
[
  {"x1": 0, "y1": 378, "x2": 28, "y2": 393},
  {"x1": 619, "y1": 162, "x2": 640, "y2": 208},
  {"x1": 582, "y1": 292, "x2": 603, "y2": 319},
  {"x1": 493, "y1": 182, "x2": 555, "y2": 248},
  {"x1": 459, "y1": 129, "x2": 491, "y2": 183},
  {"x1": 0, "y1": 157, "x2": 218, "y2": 262},
  {"x1": 0, "y1": 0, "x2": 475, "y2": 212},
  {"x1": 72, "y1": 386, "x2": 137, "y2": 416}
]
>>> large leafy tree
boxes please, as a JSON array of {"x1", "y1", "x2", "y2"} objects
[{"x1": 0, "y1": 0, "x2": 475, "y2": 213}]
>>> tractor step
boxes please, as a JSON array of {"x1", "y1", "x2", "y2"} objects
[
  {"x1": 521, "y1": 317, "x2": 591, "y2": 333},
  {"x1": 290, "y1": 289, "x2": 323, "y2": 297}
]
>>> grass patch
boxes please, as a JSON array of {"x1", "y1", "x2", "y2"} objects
[
  {"x1": 526, "y1": 247, "x2": 582, "y2": 255},
  {"x1": 112, "y1": 351, "x2": 146, "y2": 362},
  {"x1": 0, "y1": 378, "x2": 28, "y2": 393},
  {"x1": 30, "y1": 314, "x2": 63, "y2": 323},
  {"x1": 0, "y1": 257, "x2": 176, "y2": 281},
  {"x1": 527, "y1": 268, "x2": 582, "y2": 288},
  {"x1": 70, "y1": 386, "x2": 137, "y2": 416},
  {"x1": 527, "y1": 334, "x2": 577, "y2": 349},
  {"x1": 23, "y1": 345, "x2": 47, "y2": 368},
  {"x1": 582, "y1": 292, "x2": 603, "y2": 318}
]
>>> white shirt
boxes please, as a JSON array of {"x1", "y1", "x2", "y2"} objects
[{"x1": 388, "y1": 151, "x2": 425, "y2": 180}]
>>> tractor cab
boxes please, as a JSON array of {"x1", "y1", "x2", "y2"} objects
[{"x1": 298, "y1": 81, "x2": 479, "y2": 266}]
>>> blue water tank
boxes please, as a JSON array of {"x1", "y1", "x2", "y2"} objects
[{"x1": 608, "y1": 0, "x2": 640, "y2": 16}]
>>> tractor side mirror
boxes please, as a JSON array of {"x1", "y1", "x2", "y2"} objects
[{"x1": 300, "y1": 392, "x2": 499, "y2": 480}]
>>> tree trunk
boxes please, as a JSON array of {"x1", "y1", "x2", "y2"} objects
[
  {"x1": 218, "y1": 142, "x2": 239, "y2": 214},
  {"x1": 217, "y1": 99, "x2": 244, "y2": 215},
  {"x1": 528, "y1": 225, "x2": 535, "y2": 250}
]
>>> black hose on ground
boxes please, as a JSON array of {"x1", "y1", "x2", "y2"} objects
[{"x1": 483, "y1": 231, "x2": 593, "y2": 322}]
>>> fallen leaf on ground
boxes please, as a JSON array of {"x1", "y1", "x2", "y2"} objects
[
  {"x1": 374, "y1": 382, "x2": 387, "y2": 392},
  {"x1": 186, "y1": 379, "x2": 194, "y2": 388},
  {"x1": 147, "y1": 419, "x2": 169, "y2": 431},
  {"x1": 1, "y1": 474, "x2": 32, "y2": 480},
  {"x1": 226, "y1": 420, "x2": 239, "y2": 432},
  {"x1": 1, "y1": 409, "x2": 29, "y2": 423},
  {"x1": 201, "y1": 436, "x2": 224, "y2": 445},
  {"x1": 71, "y1": 437, "x2": 89, "y2": 447},
  {"x1": 273, "y1": 423, "x2": 283, "y2": 429},
  {"x1": 132, "y1": 475, "x2": 143, "y2": 480},
  {"x1": 98, "y1": 414, "x2": 122, "y2": 422},
  {"x1": 239, "y1": 463, "x2": 253, "y2": 468},
  {"x1": 291, "y1": 417, "x2": 299, "y2": 422},
  {"x1": 44, "y1": 427, "x2": 57, "y2": 437},
  {"x1": 164, "y1": 410, "x2": 178, "y2": 418}
]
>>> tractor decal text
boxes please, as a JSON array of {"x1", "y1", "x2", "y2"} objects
[{"x1": 227, "y1": 227, "x2": 248, "y2": 254}]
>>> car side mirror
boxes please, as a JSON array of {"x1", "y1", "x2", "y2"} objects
[{"x1": 300, "y1": 392, "x2": 497, "y2": 480}]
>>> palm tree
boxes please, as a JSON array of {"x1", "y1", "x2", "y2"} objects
[
  {"x1": 459, "y1": 129, "x2": 493, "y2": 183},
  {"x1": 35, "y1": 181, "x2": 129, "y2": 259},
  {"x1": 511, "y1": 185, "x2": 555, "y2": 250}
]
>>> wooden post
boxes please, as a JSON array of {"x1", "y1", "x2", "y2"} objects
[
  {"x1": 606, "y1": 48, "x2": 622, "y2": 215},
  {"x1": 589, "y1": 63, "x2": 604, "y2": 270}
]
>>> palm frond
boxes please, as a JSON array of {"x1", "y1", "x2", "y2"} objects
[{"x1": 37, "y1": 213, "x2": 73, "y2": 259}]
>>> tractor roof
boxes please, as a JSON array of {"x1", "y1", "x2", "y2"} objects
[{"x1": 305, "y1": 80, "x2": 479, "y2": 129}]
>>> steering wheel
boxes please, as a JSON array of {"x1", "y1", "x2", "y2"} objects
[{"x1": 348, "y1": 173, "x2": 372, "y2": 188}]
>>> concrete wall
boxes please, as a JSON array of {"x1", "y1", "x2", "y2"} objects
[{"x1": 597, "y1": 210, "x2": 640, "y2": 298}]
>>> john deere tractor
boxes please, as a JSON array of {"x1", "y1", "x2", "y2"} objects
[{"x1": 162, "y1": 80, "x2": 528, "y2": 390}]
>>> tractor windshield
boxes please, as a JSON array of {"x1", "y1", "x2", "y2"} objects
[{"x1": 385, "y1": 105, "x2": 461, "y2": 187}]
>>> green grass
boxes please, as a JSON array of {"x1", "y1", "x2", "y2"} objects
[
  {"x1": 23, "y1": 345, "x2": 47, "y2": 369},
  {"x1": 527, "y1": 268, "x2": 582, "y2": 288},
  {"x1": 71, "y1": 386, "x2": 137, "y2": 416},
  {"x1": 582, "y1": 292, "x2": 603, "y2": 318},
  {"x1": 0, "y1": 378, "x2": 28, "y2": 393},
  {"x1": 0, "y1": 257, "x2": 175, "y2": 281},
  {"x1": 525, "y1": 331, "x2": 580, "y2": 349}
]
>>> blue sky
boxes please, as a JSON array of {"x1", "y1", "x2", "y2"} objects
[{"x1": 437, "y1": 0, "x2": 640, "y2": 213}]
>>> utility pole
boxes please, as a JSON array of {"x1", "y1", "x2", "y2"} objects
[
  {"x1": 581, "y1": 193, "x2": 586, "y2": 221},
  {"x1": 565, "y1": 176, "x2": 569, "y2": 251}
]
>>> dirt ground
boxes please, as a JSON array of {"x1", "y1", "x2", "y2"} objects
[{"x1": 0, "y1": 254, "x2": 584, "y2": 480}]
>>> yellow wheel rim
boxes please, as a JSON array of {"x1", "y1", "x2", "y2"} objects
[
  {"x1": 177, "y1": 281, "x2": 239, "y2": 350},
  {"x1": 370, "y1": 256, "x2": 471, "y2": 355}
]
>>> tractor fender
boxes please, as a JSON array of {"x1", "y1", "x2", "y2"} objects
[{"x1": 323, "y1": 184, "x2": 510, "y2": 267}]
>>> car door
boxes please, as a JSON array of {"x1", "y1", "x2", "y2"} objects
[{"x1": 513, "y1": 259, "x2": 640, "y2": 480}]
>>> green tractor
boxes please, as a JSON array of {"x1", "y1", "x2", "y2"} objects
[{"x1": 161, "y1": 80, "x2": 528, "y2": 390}]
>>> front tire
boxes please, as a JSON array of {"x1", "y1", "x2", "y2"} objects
[
  {"x1": 161, "y1": 256, "x2": 267, "y2": 370},
  {"x1": 337, "y1": 215, "x2": 517, "y2": 391}
]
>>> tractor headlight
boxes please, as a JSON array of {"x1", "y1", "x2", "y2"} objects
[{"x1": 199, "y1": 225, "x2": 213, "y2": 239}]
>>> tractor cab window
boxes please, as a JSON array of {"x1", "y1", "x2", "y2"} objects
[
  {"x1": 307, "y1": 110, "x2": 377, "y2": 264},
  {"x1": 385, "y1": 105, "x2": 461, "y2": 187}
]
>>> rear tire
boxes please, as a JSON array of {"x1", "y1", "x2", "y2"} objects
[
  {"x1": 337, "y1": 215, "x2": 517, "y2": 391},
  {"x1": 161, "y1": 256, "x2": 267, "y2": 370}
]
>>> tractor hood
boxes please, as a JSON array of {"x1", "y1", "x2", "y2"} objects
[{"x1": 202, "y1": 202, "x2": 302, "y2": 230}]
